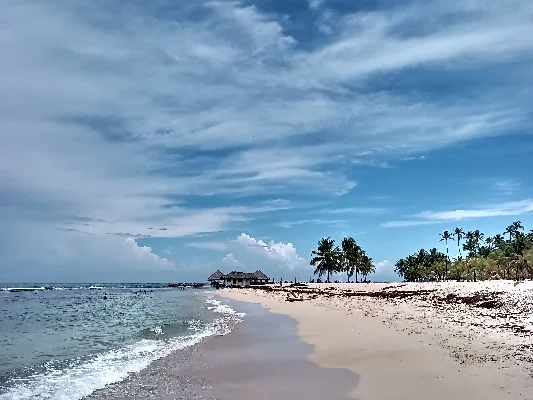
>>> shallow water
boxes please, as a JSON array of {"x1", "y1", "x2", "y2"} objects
[{"x1": 0, "y1": 284, "x2": 242, "y2": 400}]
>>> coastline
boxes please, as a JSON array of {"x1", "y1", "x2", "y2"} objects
[
  {"x1": 217, "y1": 282, "x2": 533, "y2": 399},
  {"x1": 84, "y1": 297, "x2": 357, "y2": 399}
]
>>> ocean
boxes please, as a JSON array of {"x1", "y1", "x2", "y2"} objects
[{"x1": 0, "y1": 284, "x2": 243, "y2": 400}]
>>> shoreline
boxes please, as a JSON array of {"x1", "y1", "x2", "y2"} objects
[
  {"x1": 84, "y1": 296, "x2": 357, "y2": 399},
  {"x1": 217, "y1": 281, "x2": 533, "y2": 399}
]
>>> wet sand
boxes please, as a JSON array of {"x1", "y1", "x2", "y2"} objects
[
  {"x1": 85, "y1": 299, "x2": 357, "y2": 399},
  {"x1": 198, "y1": 299, "x2": 358, "y2": 400}
]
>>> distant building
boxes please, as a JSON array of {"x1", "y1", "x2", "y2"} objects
[
  {"x1": 253, "y1": 270, "x2": 270, "y2": 284},
  {"x1": 207, "y1": 270, "x2": 225, "y2": 287},
  {"x1": 208, "y1": 269, "x2": 270, "y2": 287}
]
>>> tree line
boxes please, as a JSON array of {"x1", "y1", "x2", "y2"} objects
[
  {"x1": 310, "y1": 237, "x2": 375, "y2": 283},
  {"x1": 394, "y1": 221, "x2": 533, "y2": 282}
]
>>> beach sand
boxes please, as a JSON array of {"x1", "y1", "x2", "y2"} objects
[{"x1": 217, "y1": 281, "x2": 533, "y2": 399}]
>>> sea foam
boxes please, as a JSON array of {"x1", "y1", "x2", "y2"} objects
[{"x1": 0, "y1": 297, "x2": 243, "y2": 400}]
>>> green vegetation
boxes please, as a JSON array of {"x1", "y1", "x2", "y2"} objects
[
  {"x1": 310, "y1": 237, "x2": 375, "y2": 283},
  {"x1": 395, "y1": 221, "x2": 533, "y2": 282}
]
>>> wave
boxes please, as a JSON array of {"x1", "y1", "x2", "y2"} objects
[{"x1": 0, "y1": 297, "x2": 244, "y2": 400}]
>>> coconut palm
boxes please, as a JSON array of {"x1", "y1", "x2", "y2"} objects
[
  {"x1": 439, "y1": 230, "x2": 454, "y2": 279},
  {"x1": 341, "y1": 237, "x2": 361, "y2": 283},
  {"x1": 310, "y1": 237, "x2": 341, "y2": 283},
  {"x1": 505, "y1": 221, "x2": 524, "y2": 242},
  {"x1": 485, "y1": 236, "x2": 493, "y2": 250},
  {"x1": 394, "y1": 259, "x2": 407, "y2": 280},
  {"x1": 454, "y1": 227, "x2": 464, "y2": 257},
  {"x1": 493, "y1": 234, "x2": 505, "y2": 246},
  {"x1": 359, "y1": 253, "x2": 375, "y2": 282},
  {"x1": 473, "y1": 230, "x2": 485, "y2": 254}
]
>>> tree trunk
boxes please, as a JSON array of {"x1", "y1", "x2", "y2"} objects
[
  {"x1": 346, "y1": 271, "x2": 350, "y2": 283},
  {"x1": 355, "y1": 268, "x2": 358, "y2": 283},
  {"x1": 445, "y1": 243, "x2": 449, "y2": 280},
  {"x1": 327, "y1": 270, "x2": 330, "y2": 283}
]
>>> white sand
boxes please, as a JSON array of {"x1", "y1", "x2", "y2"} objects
[{"x1": 217, "y1": 281, "x2": 533, "y2": 399}]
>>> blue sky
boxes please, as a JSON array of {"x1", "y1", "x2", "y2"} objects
[{"x1": 1, "y1": 0, "x2": 532, "y2": 283}]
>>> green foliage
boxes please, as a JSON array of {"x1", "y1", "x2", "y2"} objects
[
  {"x1": 395, "y1": 221, "x2": 533, "y2": 282},
  {"x1": 394, "y1": 248, "x2": 447, "y2": 281},
  {"x1": 311, "y1": 236, "x2": 375, "y2": 282},
  {"x1": 310, "y1": 237, "x2": 341, "y2": 282}
]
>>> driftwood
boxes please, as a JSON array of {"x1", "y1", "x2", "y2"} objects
[
  {"x1": 286, "y1": 290, "x2": 305, "y2": 302},
  {"x1": 286, "y1": 297, "x2": 304, "y2": 302}
]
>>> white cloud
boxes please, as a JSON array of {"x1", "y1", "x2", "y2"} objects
[
  {"x1": 401, "y1": 155, "x2": 426, "y2": 161},
  {"x1": 0, "y1": 224, "x2": 176, "y2": 282},
  {"x1": 217, "y1": 233, "x2": 309, "y2": 279},
  {"x1": 493, "y1": 180, "x2": 521, "y2": 196},
  {"x1": 323, "y1": 207, "x2": 388, "y2": 215},
  {"x1": 415, "y1": 199, "x2": 533, "y2": 220},
  {"x1": 277, "y1": 219, "x2": 347, "y2": 229},
  {"x1": 307, "y1": 0, "x2": 325, "y2": 10},
  {"x1": 222, "y1": 253, "x2": 243, "y2": 268},
  {"x1": 381, "y1": 220, "x2": 441, "y2": 228},
  {"x1": 123, "y1": 237, "x2": 175, "y2": 269},
  {"x1": 186, "y1": 241, "x2": 228, "y2": 251},
  {"x1": 383, "y1": 199, "x2": 533, "y2": 227},
  {"x1": 233, "y1": 233, "x2": 306, "y2": 269},
  {"x1": 1, "y1": 0, "x2": 533, "y2": 279},
  {"x1": 370, "y1": 259, "x2": 400, "y2": 282},
  {"x1": 375, "y1": 260, "x2": 392, "y2": 273}
]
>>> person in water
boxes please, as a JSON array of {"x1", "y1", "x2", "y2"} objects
[{"x1": 103, "y1": 293, "x2": 108, "y2": 300}]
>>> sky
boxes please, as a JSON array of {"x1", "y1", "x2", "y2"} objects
[{"x1": 1, "y1": 0, "x2": 532, "y2": 283}]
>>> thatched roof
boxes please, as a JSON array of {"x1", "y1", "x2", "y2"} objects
[
  {"x1": 223, "y1": 271, "x2": 257, "y2": 279},
  {"x1": 254, "y1": 270, "x2": 269, "y2": 280},
  {"x1": 208, "y1": 270, "x2": 224, "y2": 281}
]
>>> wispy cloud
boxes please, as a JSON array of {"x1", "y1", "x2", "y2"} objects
[
  {"x1": 401, "y1": 155, "x2": 426, "y2": 161},
  {"x1": 493, "y1": 180, "x2": 521, "y2": 196},
  {"x1": 383, "y1": 199, "x2": 533, "y2": 227},
  {"x1": 323, "y1": 207, "x2": 389, "y2": 215},
  {"x1": 185, "y1": 241, "x2": 228, "y2": 251},
  {"x1": 1, "y1": 0, "x2": 533, "y2": 278},
  {"x1": 277, "y1": 219, "x2": 347, "y2": 229},
  {"x1": 415, "y1": 200, "x2": 533, "y2": 220},
  {"x1": 382, "y1": 220, "x2": 441, "y2": 228}
]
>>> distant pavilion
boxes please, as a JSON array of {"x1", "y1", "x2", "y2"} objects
[{"x1": 208, "y1": 269, "x2": 270, "y2": 287}]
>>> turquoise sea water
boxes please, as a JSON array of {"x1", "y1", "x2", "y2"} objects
[{"x1": 0, "y1": 284, "x2": 242, "y2": 400}]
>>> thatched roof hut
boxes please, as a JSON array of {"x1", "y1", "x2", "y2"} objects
[
  {"x1": 223, "y1": 271, "x2": 257, "y2": 279},
  {"x1": 208, "y1": 270, "x2": 224, "y2": 281},
  {"x1": 253, "y1": 270, "x2": 269, "y2": 280}
]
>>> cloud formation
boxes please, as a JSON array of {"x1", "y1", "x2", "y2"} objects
[
  {"x1": 383, "y1": 199, "x2": 533, "y2": 227},
  {"x1": 232, "y1": 233, "x2": 307, "y2": 270},
  {"x1": 1, "y1": 0, "x2": 532, "y2": 280}
]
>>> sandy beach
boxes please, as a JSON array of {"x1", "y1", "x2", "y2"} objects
[{"x1": 217, "y1": 281, "x2": 533, "y2": 399}]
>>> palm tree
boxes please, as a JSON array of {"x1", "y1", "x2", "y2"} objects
[
  {"x1": 485, "y1": 236, "x2": 493, "y2": 250},
  {"x1": 359, "y1": 254, "x2": 375, "y2": 282},
  {"x1": 505, "y1": 221, "x2": 523, "y2": 242},
  {"x1": 454, "y1": 227, "x2": 464, "y2": 258},
  {"x1": 469, "y1": 230, "x2": 484, "y2": 282},
  {"x1": 493, "y1": 234, "x2": 505, "y2": 246},
  {"x1": 473, "y1": 230, "x2": 485, "y2": 254},
  {"x1": 394, "y1": 258, "x2": 407, "y2": 281},
  {"x1": 310, "y1": 237, "x2": 341, "y2": 283},
  {"x1": 439, "y1": 230, "x2": 454, "y2": 279},
  {"x1": 341, "y1": 237, "x2": 361, "y2": 283}
]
